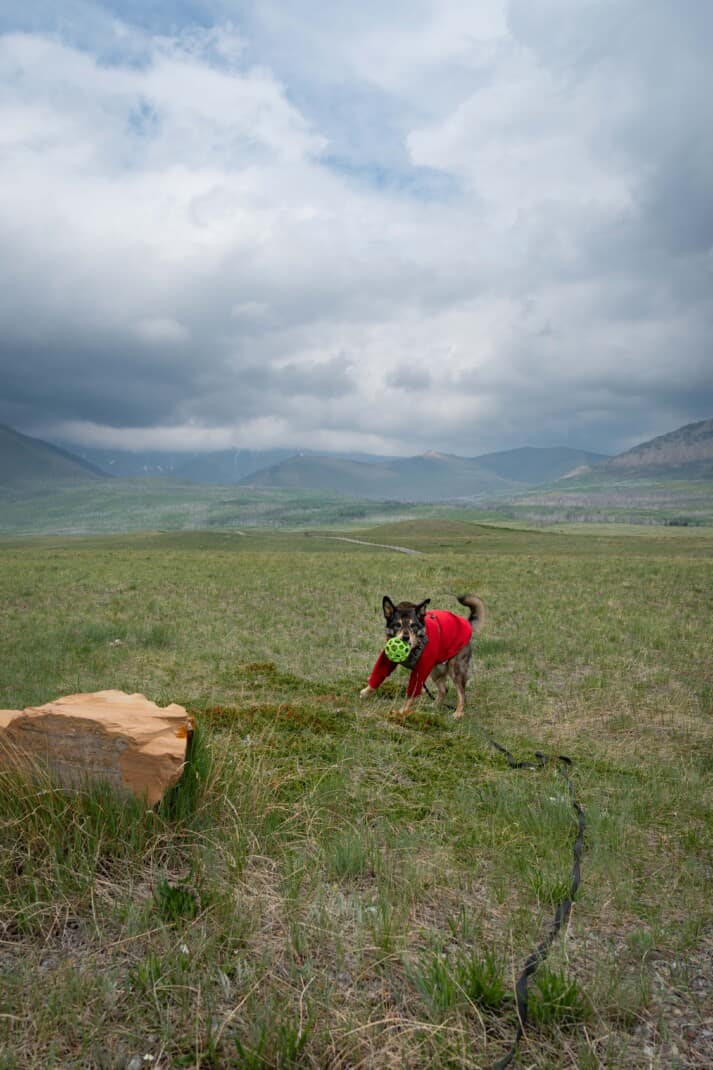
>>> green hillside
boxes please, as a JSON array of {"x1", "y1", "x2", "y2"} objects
[
  {"x1": 475, "y1": 445, "x2": 608, "y2": 483},
  {"x1": 0, "y1": 424, "x2": 103, "y2": 490}
]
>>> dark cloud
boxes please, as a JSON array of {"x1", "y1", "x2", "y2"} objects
[{"x1": 0, "y1": 1, "x2": 711, "y2": 456}]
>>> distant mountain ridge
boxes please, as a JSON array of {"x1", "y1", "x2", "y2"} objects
[
  {"x1": 42, "y1": 438, "x2": 609, "y2": 499},
  {"x1": 55, "y1": 444, "x2": 396, "y2": 481},
  {"x1": 599, "y1": 418, "x2": 713, "y2": 476},
  {"x1": 472, "y1": 446, "x2": 607, "y2": 484},
  {"x1": 0, "y1": 423, "x2": 103, "y2": 490},
  {"x1": 560, "y1": 418, "x2": 713, "y2": 481},
  {"x1": 62, "y1": 445, "x2": 298, "y2": 481},
  {"x1": 235, "y1": 447, "x2": 607, "y2": 501},
  {"x1": 1, "y1": 419, "x2": 711, "y2": 509},
  {"x1": 236, "y1": 452, "x2": 515, "y2": 501}
]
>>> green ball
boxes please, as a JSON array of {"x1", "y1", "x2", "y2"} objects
[{"x1": 384, "y1": 636, "x2": 411, "y2": 663}]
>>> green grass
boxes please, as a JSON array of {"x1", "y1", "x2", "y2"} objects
[{"x1": 1, "y1": 521, "x2": 712, "y2": 1068}]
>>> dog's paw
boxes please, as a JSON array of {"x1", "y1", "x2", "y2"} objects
[{"x1": 359, "y1": 686, "x2": 375, "y2": 699}]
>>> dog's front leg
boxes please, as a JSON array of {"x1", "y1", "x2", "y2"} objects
[
  {"x1": 430, "y1": 664, "x2": 448, "y2": 706},
  {"x1": 398, "y1": 695, "x2": 416, "y2": 716},
  {"x1": 359, "y1": 685, "x2": 376, "y2": 699}
]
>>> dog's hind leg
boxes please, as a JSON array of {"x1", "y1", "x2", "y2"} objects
[
  {"x1": 450, "y1": 646, "x2": 472, "y2": 719},
  {"x1": 453, "y1": 678, "x2": 466, "y2": 718}
]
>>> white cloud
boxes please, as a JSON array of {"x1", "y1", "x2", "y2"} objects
[
  {"x1": 343, "y1": 1, "x2": 509, "y2": 98},
  {"x1": 0, "y1": 2, "x2": 711, "y2": 457}
]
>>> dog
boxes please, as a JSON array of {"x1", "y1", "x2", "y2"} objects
[{"x1": 360, "y1": 593, "x2": 485, "y2": 717}]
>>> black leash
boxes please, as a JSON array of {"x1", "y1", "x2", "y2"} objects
[
  {"x1": 483, "y1": 738, "x2": 586, "y2": 1070},
  {"x1": 419, "y1": 688, "x2": 587, "y2": 1069}
]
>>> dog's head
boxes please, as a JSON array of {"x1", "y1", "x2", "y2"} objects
[{"x1": 382, "y1": 596, "x2": 430, "y2": 658}]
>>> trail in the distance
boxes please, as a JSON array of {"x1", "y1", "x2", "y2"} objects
[{"x1": 308, "y1": 535, "x2": 421, "y2": 555}]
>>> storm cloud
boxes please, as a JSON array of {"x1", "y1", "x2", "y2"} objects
[{"x1": 1, "y1": 1, "x2": 711, "y2": 456}]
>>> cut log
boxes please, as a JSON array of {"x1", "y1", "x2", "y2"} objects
[{"x1": 0, "y1": 690, "x2": 194, "y2": 805}]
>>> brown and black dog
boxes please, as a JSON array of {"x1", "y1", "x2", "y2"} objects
[{"x1": 360, "y1": 593, "x2": 485, "y2": 717}]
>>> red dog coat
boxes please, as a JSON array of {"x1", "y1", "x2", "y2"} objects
[{"x1": 367, "y1": 610, "x2": 473, "y2": 699}]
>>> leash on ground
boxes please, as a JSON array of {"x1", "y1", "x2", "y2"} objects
[
  {"x1": 482, "y1": 737, "x2": 585, "y2": 1070},
  {"x1": 422, "y1": 684, "x2": 587, "y2": 1070}
]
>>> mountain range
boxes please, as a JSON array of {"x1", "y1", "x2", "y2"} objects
[
  {"x1": 1, "y1": 418, "x2": 712, "y2": 504},
  {"x1": 1, "y1": 424, "x2": 607, "y2": 500},
  {"x1": 231, "y1": 447, "x2": 607, "y2": 501}
]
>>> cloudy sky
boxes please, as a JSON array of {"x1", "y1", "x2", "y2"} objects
[{"x1": 1, "y1": 1, "x2": 711, "y2": 458}]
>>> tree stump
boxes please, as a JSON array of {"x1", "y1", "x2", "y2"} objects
[{"x1": 0, "y1": 690, "x2": 194, "y2": 805}]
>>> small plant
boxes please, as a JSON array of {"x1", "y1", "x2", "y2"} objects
[
  {"x1": 364, "y1": 893, "x2": 401, "y2": 954},
  {"x1": 529, "y1": 966, "x2": 592, "y2": 1027},
  {"x1": 136, "y1": 621, "x2": 173, "y2": 648},
  {"x1": 154, "y1": 879, "x2": 201, "y2": 925},
  {"x1": 445, "y1": 905, "x2": 479, "y2": 944},
  {"x1": 529, "y1": 869, "x2": 573, "y2": 907},
  {"x1": 129, "y1": 951, "x2": 164, "y2": 997},
  {"x1": 454, "y1": 947, "x2": 506, "y2": 1009},
  {"x1": 409, "y1": 947, "x2": 507, "y2": 1018},
  {"x1": 408, "y1": 953, "x2": 459, "y2": 1018},
  {"x1": 326, "y1": 829, "x2": 372, "y2": 879},
  {"x1": 233, "y1": 1014, "x2": 312, "y2": 1067}
]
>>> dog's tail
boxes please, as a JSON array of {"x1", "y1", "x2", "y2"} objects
[{"x1": 457, "y1": 593, "x2": 486, "y2": 634}]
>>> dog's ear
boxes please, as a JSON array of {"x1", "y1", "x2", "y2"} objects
[
  {"x1": 382, "y1": 596, "x2": 396, "y2": 621},
  {"x1": 416, "y1": 598, "x2": 431, "y2": 618}
]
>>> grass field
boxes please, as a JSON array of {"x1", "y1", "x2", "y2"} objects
[{"x1": 1, "y1": 520, "x2": 712, "y2": 1068}]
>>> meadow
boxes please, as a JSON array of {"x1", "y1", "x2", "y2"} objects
[
  {"x1": 1, "y1": 520, "x2": 711, "y2": 1068},
  {"x1": 0, "y1": 481, "x2": 413, "y2": 536}
]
